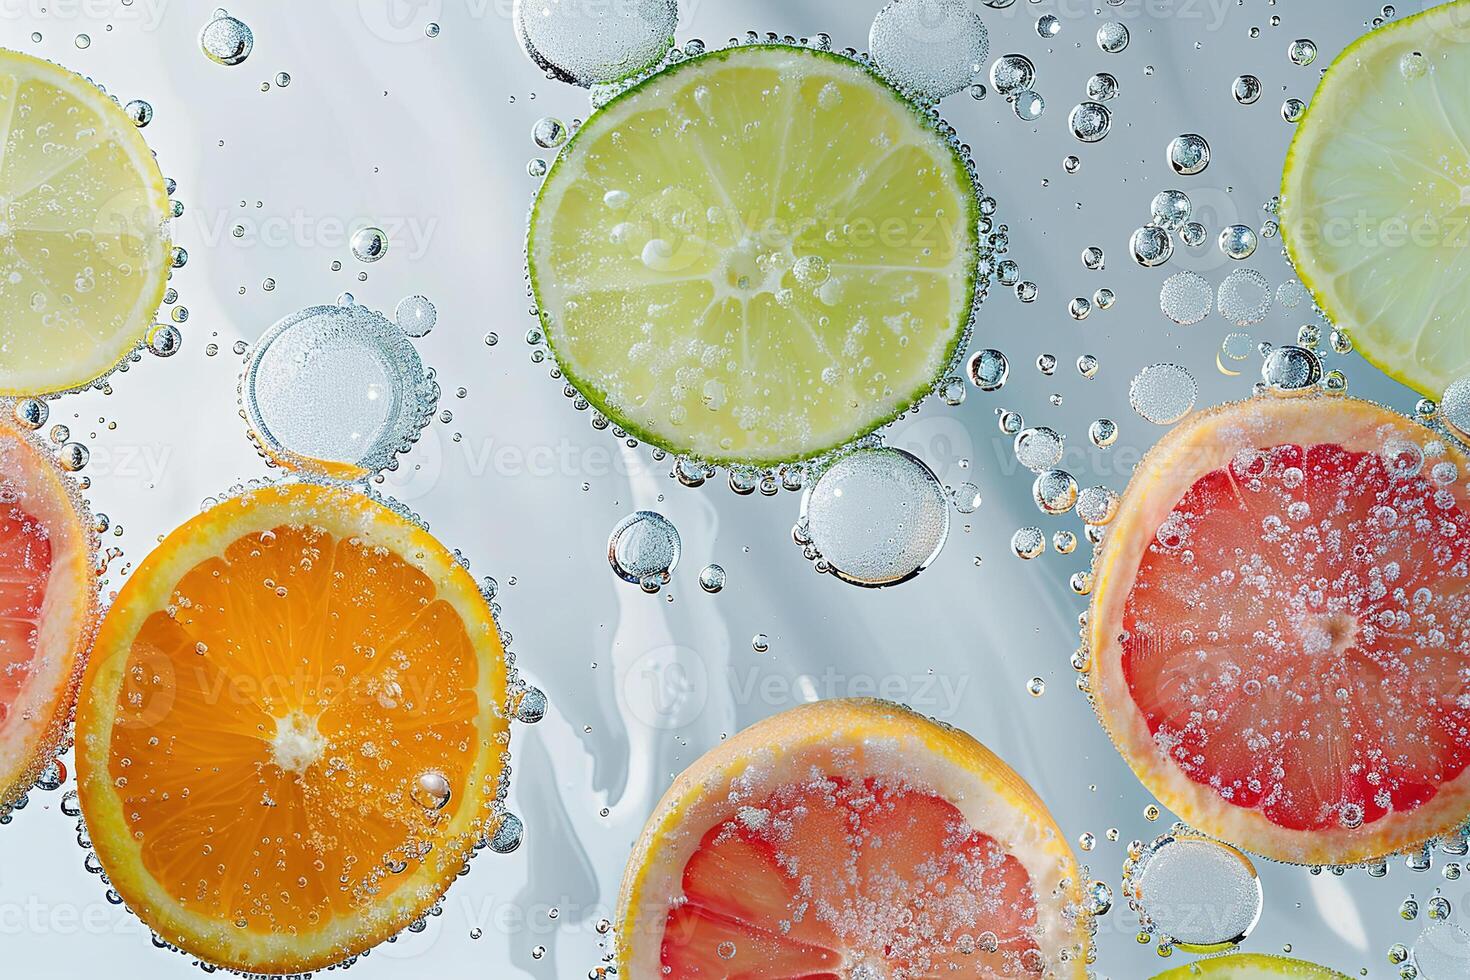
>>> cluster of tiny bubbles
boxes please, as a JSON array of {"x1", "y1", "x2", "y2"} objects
[
  {"x1": 1123, "y1": 833, "x2": 1264, "y2": 953},
  {"x1": 1089, "y1": 418, "x2": 1118, "y2": 448},
  {"x1": 394, "y1": 295, "x2": 437, "y2": 338},
  {"x1": 1233, "y1": 74, "x2": 1262, "y2": 104},
  {"x1": 1096, "y1": 22, "x2": 1130, "y2": 54},
  {"x1": 1259, "y1": 345, "x2": 1324, "y2": 394},
  {"x1": 200, "y1": 9, "x2": 252, "y2": 66},
  {"x1": 1218, "y1": 268, "x2": 1273, "y2": 326},
  {"x1": 1033, "y1": 469, "x2": 1078, "y2": 516},
  {"x1": 1440, "y1": 376, "x2": 1470, "y2": 442},
  {"x1": 1011, "y1": 526, "x2": 1045, "y2": 560},
  {"x1": 1075, "y1": 486, "x2": 1120, "y2": 526},
  {"x1": 513, "y1": 0, "x2": 678, "y2": 87},
  {"x1": 1130, "y1": 364, "x2": 1197, "y2": 425},
  {"x1": 868, "y1": 0, "x2": 990, "y2": 104},
  {"x1": 967, "y1": 348, "x2": 1010, "y2": 391},
  {"x1": 1167, "y1": 133, "x2": 1211, "y2": 175},
  {"x1": 1410, "y1": 902, "x2": 1470, "y2": 977},
  {"x1": 531, "y1": 116, "x2": 568, "y2": 149},
  {"x1": 240, "y1": 301, "x2": 440, "y2": 478},
  {"x1": 1160, "y1": 271, "x2": 1212, "y2": 326},
  {"x1": 607, "y1": 510, "x2": 680, "y2": 593},
  {"x1": 1014, "y1": 426, "x2": 1064, "y2": 472},
  {"x1": 1068, "y1": 101, "x2": 1111, "y2": 142},
  {"x1": 350, "y1": 226, "x2": 389, "y2": 264},
  {"x1": 1130, "y1": 225, "x2": 1174, "y2": 268},
  {"x1": 794, "y1": 447, "x2": 949, "y2": 588},
  {"x1": 1219, "y1": 224, "x2": 1259, "y2": 260}
]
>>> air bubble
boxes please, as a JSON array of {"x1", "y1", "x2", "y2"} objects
[
  {"x1": 513, "y1": 0, "x2": 677, "y2": 87},
  {"x1": 1069, "y1": 102, "x2": 1112, "y2": 142},
  {"x1": 989, "y1": 54, "x2": 1035, "y2": 96},
  {"x1": 1217, "y1": 269, "x2": 1273, "y2": 326},
  {"x1": 1167, "y1": 134, "x2": 1211, "y2": 175},
  {"x1": 200, "y1": 12, "x2": 253, "y2": 66},
  {"x1": 1232, "y1": 74, "x2": 1262, "y2": 104},
  {"x1": 870, "y1": 0, "x2": 991, "y2": 103},
  {"x1": 1096, "y1": 22, "x2": 1130, "y2": 54},
  {"x1": 1126, "y1": 835, "x2": 1262, "y2": 952},
  {"x1": 967, "y1": 349, "x2": 1010, "y2": 391},
  {"x1": 1130, "y1": 226, "x2": 1174, "y2": 268},
  {"x1": 350, "y1": 227, "x2": 389, "y2": 263},
  {"x1": 1160, "y1": 271, "x2": 1212, "y2": 325},
  {"x1": 1130, "y1": 364, "x2": 1197, "y2": 425},
  {"x1": 608, "y1": 511, "x2": 680, "y2": 589}
]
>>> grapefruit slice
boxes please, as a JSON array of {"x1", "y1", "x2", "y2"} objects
[
  {"x1": 76, "y1": 482, "x2": 511, "y2": 973},
  {"x1": 528, "y1": 44, "x2": 979, "y2": 465},
  {"x1": 617, "y1": 698, "x2": 1091, "y2": 978},
  {"x1": 0, "y1": 49, "x2": 173, "y2": 396},
  {"x1": 1152, "y1": 953, "x2": 1351, "y2": 979},
  {"x1": 1089, "y1": 393, "x2": 1470, "y2": 865},
  {"x1": 0, "y1": 418, "x2": 97, "y2": 814}
]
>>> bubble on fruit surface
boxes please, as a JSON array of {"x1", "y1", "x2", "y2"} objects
[
  {"x1": 1125, "y1": 835, "x2": 1263, "y2": 952},
  {"x1": 1218, "y1": 269, "x2": 1273, "y2": 326},
  {"x1": 488, "y1": 812, "x2": 525, "y2": 853},
  {"x1": 1261, "y1": 346, "x2": 1323, "y2": 393},
  {"x1": 869, "y1": 0, "x2": 991, "y2": 103},
  {"x1": 608, "y1": 511, "x2": 681, "y2": 589},
  {"x1": 1160, "y1": 271, "x2": 1212, "y2": 325},
  {"x1": 1219, "y1": 224, "x2": 1259, "y2": 260},
  {"x1": 1032, "y1": 469, "x2": 1078, "y2": 516},
  {"x1": 1011, "y1": 527, "x2": 1045, "y2": 560},
  {"x1": 394, "y1": 296, "x2": 437, "y2": 338},
  {"x1": 989, "y1": 53, "x2": 1035, "y2": 96},
  {"x1": 513, "y1": 686, "x2": 548, "y2": 724},
  {"x1": 1014, "y1": 427, "x2": 1064, "y2": 472},
  {"x1": 798, "y1": 447, "x2": 949, "y2": 588},
  {"x1": 1167, "y1": 133, "x2": 1211, "y2": 175},
  {"x1": 410, "y1": 771, "x2": 452, "y2": 812},
  {"x1": 1442, "y1": 376, "x2": 1470, "y2": 440},
  {"x1": 200, "y1": 11, "x2": 252, "y2": 66},
  {"x1": 967, "y1": 349, "x2": 1009, "y2": 391},
  {"x1": 514, "y1": 0, "x2": 677, "y2": 87},
  {"x1": 1096, "y1": 22, "x2": 1130, "y2": 53},
  {"x1": 1090, "y1": 418, "x2": 1118, "y2": 448},
  {"x1": 241, "y1": 303, "x2": 440, "y2": 477},
  {"x1": 532, "y1": 116, "x2": 567, "y2": 149},
  {"x1": 1069, "y1": 102, "x2": 1111, "y2": 142},
  {"x1": 1130, "y1": 364, "x2": 1197, "y2": 425},
  {"x1": 1233, "y1": 74, "x2": 1262, "y2": 104},
  {"x1": 1130, "y1": 226, "x2": 1174, "y2": 268},
  {"x1": 1076, "y1": 486, "x2": 1120, "y2": 526},
  {"x1": 1415, "y1": 917, "x2": 1470, "y2": 978},
  {"x1": 698, "y1": 563, "x2": 726, "y2": 593}
]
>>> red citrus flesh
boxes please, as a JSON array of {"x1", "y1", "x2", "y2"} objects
[
  {"x1": 0, "y1": 499, "x2": 52, "y2": 721},
  {"x1": 664, "y1": 776, "x2": 1043, "y2": 977},
  {"x1": 1090, "y1": 395, "x2": 1470, "y2": 864}
]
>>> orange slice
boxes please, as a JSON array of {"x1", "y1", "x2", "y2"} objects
[
  {"x1": 1089, "y1": 393, "x2": 1470, "y2": 865},
  {"x1": 617, "y1": 698, "x2": 1092, "y2": 978},
  {"x1": 0, "y1": 417, "x2": 97, "y2": 814},
  {"x1": 75, "y1": 482, "x2": 511, "y2": 973}
]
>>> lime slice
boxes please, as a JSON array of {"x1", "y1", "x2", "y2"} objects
[
  {"x1": 1151, "y1": 953, "x2": 1351, "y2": 979},
  {"x1": 1281, "y1": 2, "x2": 1470, "y2": 398},
  {"x1": 528, "y1": 44, "x2": 979, "y2": 466},
  {"x1": 0, "y1": 50, "x2": 172, "y2": 396}
]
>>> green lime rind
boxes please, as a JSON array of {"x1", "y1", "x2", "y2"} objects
[
  {"x1": 1280, "y1": 0, "x2": 1470, "y2": 400},
  {"x1": 526, "y1": 42, "x2": 982, "y2": 469},
  {"x1": 1151, "y1": 952, "x2": 1353, "y2": 980}
]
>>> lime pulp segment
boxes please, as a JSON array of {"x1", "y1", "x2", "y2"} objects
[{"x1": 528, "y1": 45, "x2": 981, "y2": 465}]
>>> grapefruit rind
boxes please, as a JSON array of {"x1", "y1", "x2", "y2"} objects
[
  {"x1": 616, "y1": 698, "x2": 1091, "y2": 978},
  {"x1": 0, "y1": 419, "x2": 98, "y2": 816},
  {"x1": 528, "y1": 44, "x2": 980, "y2": 467},
  {"x1": 75, "y1": 482, "x2": 510, "y2": 974},
  {"x1": 1088, "y1": 393, "x2": 1470, "y2": 866}
]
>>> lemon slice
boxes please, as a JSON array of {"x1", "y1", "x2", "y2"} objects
[
  {"x1": 529, "y1": 45, "x2": 980, "y2": 466},
  {"x1": 1281, "y1": 2, "x2": 1470, "y2": 398},
  {"x1": 0, "y1": 50, "x2": 172, "y2": 396},
  {"x1": 1151, "y1": 953, "x2": 1351, "y2": 979}
]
